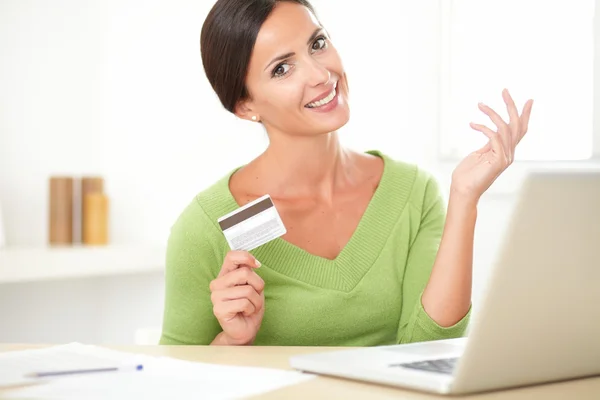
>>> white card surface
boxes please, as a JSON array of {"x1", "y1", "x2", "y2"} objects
[{"x1": 218, "y1": 194, "x2": 286, "y2": 251}]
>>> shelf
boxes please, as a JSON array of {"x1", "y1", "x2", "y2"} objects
[{"x1": 0, "y1": 245, "x2": 166, "y2": 284}]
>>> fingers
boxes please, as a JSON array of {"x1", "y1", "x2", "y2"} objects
[
  {"x1": 473, "y1": 91, "x2": 533, "y2": 165},
  {"x1": 476, "y1": 141, "x2": 492, "y2": 155},
  {"x1": 212, "y1": 285, "x2": 264, "y2": 314},
  {"x1": 218, "y1": 251, "x2": 261, "y2": 278},
  {"x1": 478, "y1": 102, "x2": 512, "y2": 162},
  {"x1": 502, "y1": 89, "x2": 521, "y2": 146},
  {"x1": 518, "y1": 99, "x2": 534, "y2": 143},
  {"x1": 210, "y1": 266, "x2": 265, "y2": 293},
  {"x1": 469, "y1": 123, "x2": 507, "y2": 162},
  {"x1": 214, "y1": 298, "x2": 256, "y2": 320},
  {"x1": 469, "y1": 122, "x2": 496, "y2": 140},
  {"x1": 478, "y1": 102, "x2": 507, "y2": 131}
]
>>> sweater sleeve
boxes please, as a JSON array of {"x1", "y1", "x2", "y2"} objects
[
  {"x1": 397, "y1": 173, "x2": 471, "y2": 344},
  {"x1": 159, "y1": 200, "x2": 223, "y2": 345}
]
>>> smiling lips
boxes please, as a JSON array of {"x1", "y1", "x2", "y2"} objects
[{"x1": 305, "y1": 82, "x2": 337, "y2": 109}]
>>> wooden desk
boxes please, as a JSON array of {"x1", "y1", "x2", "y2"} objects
[{"x1": 1, "y1": 344, "x2": 599, "y2": 399}]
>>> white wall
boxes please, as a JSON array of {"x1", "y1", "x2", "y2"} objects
[{"x1": 0, "y1": 0, "x2": 573, "y2": 344}]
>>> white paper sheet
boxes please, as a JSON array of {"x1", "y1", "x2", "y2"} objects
[
  {"x1": 0, "y1": 343, "x2": 137, "y2": 389},
  {"x1": 1, "y1": 343, "x2": 315, "y2": 399}
]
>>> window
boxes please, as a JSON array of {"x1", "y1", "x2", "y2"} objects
[{"x1": 439, "y1": 0, "x2": 597, "y2": 162}]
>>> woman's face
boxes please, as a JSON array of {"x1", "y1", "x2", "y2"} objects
[{"x1": 239, "y1": 2, "x2": 350, "y2": 137}]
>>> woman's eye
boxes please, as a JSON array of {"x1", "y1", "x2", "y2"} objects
[
  {"x1": 312, "y1": 37, "x2": 327, "y2": 51},
  {"x1": 273, "y1": 63, "x2": 291, "y2": 77}
]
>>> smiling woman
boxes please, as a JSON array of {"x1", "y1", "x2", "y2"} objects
[
  {"x1": 159, "y1": 0, "x2": 532, "y2": 347},
  {"x1": 200, "y1": 0, "x2": 350, "y2": 134}
]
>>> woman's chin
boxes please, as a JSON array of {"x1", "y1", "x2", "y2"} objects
[{"x1": 304, "y1": 99, "x2": 350, "y2": 133}]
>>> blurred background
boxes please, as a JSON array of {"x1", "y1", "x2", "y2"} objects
[{"x1": 0, "y1": 0, "x2": 598, "y2": 345}]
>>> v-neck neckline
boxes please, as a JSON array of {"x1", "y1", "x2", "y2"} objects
[{"x1": 213, "y1": 150, "x2": 414, "y2": 291}]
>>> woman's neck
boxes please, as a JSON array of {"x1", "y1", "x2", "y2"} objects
[{"x1": 251, "y1": 131, "x2": 359, "y2": 202}]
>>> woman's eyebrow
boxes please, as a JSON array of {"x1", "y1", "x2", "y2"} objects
[
  {"x1": 306, "y1": 27, "x2": 323, "y2": 45},
  {"x1": 265, "y1": 52, "x2": 295, "y2": 71}
]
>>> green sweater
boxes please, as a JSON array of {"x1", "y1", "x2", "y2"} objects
[{"x1": 159, "y1": 150, "x2": 470, "y2": 346}]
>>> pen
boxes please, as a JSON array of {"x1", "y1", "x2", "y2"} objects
[{"x1": 26, "y1": 364, "x2": 144, "y2": 378}]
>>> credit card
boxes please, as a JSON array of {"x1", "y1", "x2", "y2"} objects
[{"x1": 217, "y1": 194, "x2": 287, "y2": 251}]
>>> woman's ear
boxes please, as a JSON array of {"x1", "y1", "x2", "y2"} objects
[{"x1": 234, "y1": 100, "x2": 260, "y2": 122}]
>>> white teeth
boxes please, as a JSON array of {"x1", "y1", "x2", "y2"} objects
[{"x1": 306, "y1": 87, "x2": 336, "y2": 108}]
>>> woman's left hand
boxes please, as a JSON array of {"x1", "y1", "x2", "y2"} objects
[{"x1": 451, "y1": 89, "x2": 534, "y2": 203}]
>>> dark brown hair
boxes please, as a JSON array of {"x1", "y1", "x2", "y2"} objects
[{"x1": 200, "y1": 0, "x2": 318, "y2": 113}]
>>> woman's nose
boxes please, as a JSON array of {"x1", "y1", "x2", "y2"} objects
[{"x1": 306, "y1": 59, "x2": 331, "y2": 87}]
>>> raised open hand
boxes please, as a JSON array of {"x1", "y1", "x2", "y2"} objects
[{"x1": 451, "y1": 89, "x2": 534, "y2": 201}]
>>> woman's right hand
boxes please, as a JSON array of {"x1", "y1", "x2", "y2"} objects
[{"x1": 209, "y1": 251, "x2": 265, "y2": 345}]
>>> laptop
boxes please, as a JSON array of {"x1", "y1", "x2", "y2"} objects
[{"x1": 289, "y1": 170, "x2": 600, "y2": 395}]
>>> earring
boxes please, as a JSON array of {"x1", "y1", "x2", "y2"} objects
[{"x1": 251, "y1": 116, "x2": 257, "y2": 121}]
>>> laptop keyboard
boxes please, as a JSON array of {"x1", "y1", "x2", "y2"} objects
[{"x1": 391, "y1": 357, "x2": 458, "y2": 375}]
